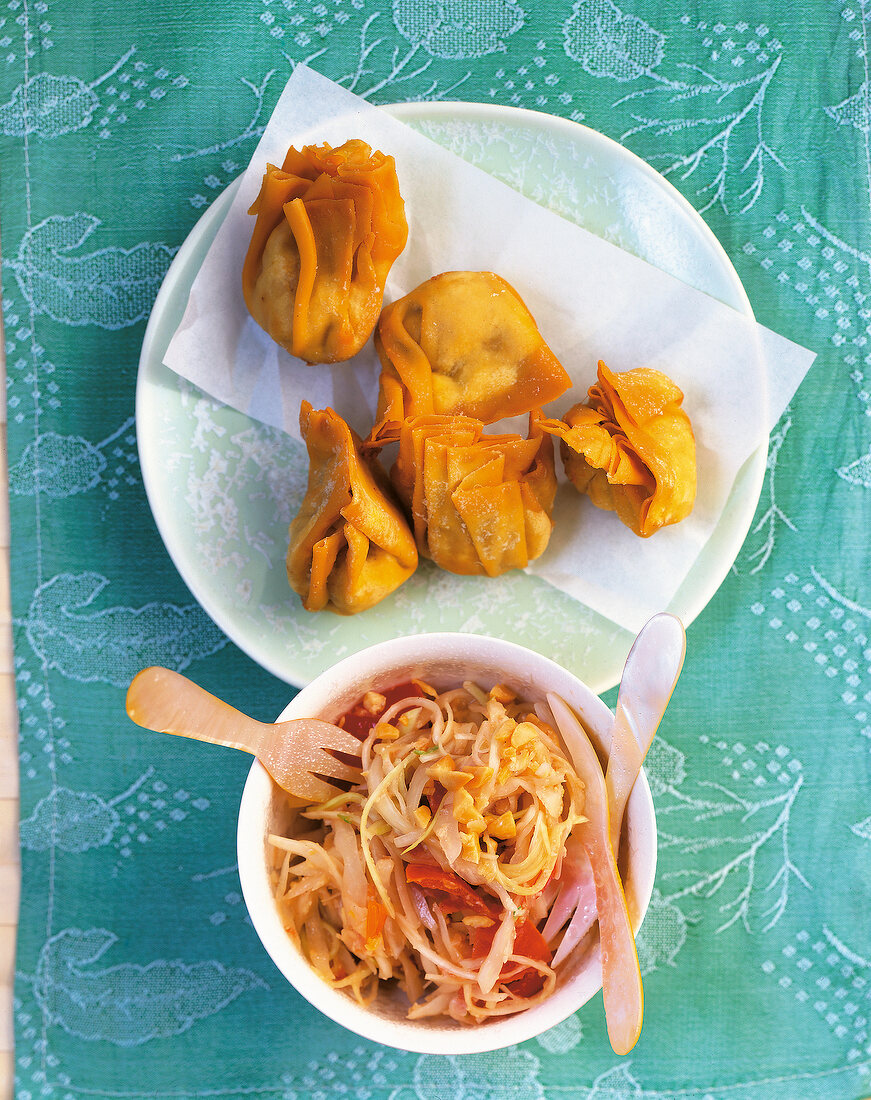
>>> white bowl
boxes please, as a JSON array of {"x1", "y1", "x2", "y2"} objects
[{"x1": 237, "y1": 632, "x2": 657, "y2": 1054}]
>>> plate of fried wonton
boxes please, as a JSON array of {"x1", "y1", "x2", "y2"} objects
[{"x1": 137, "y1": 102, "x2": 766, "y2": 692}]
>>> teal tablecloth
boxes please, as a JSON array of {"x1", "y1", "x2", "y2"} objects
[{"x1": 4, "y1": 2, "x2": 870, "y2": 1097}]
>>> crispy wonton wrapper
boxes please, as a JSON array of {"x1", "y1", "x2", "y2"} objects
[
  {"x1": 242, "y1": 139, "x2": 408, "y2": 364},
  {"x1": 391, "y1": 410, "x2": 558, "y2": 577},
  {"x1": 287, "y1": 402, "x2": 418, "y2": 614},
  {"x1": 368, "y1": 271, "x2": 571, "y2": 446},
  {"x1": 539, "y1": 360, "x2": 696, "y2": 538}
]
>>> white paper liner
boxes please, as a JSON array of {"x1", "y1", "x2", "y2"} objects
[{"x1": 163, "y1": 65, "x2": 816, "y2": 633}]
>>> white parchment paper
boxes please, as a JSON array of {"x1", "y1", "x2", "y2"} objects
[{"x1": 163, "y1": 65, "x2": 816, "y2": 632}]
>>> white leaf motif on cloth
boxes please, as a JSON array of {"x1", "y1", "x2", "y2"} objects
[
  {"x1": 9, "y1": 431, "x2": 106, "y2": 498},
  {"x1": 0, "y1": 47, "x2": 186, "y2": 141},
  {"x1": 655, "y1": 733, "x2": 809, "y2": 934},
  {"x1": 392, "y1": 0, "x2": 525, "y2": 59},
  {"x1": 563, "y1": 0, "x2": 665, "y2": 81},
  {"x1": 32, "y1": 928, "x2": 266, "y2": 1045},
  {"x1": 838, "y1": 450, "x2": 871, "y2": 488},
  {"x1": 3, "y1": 213, "x2": 176, "y2": 329},
  {"x1": 412, "y1": 1049, "x2": 543, "y2": 1100},
  {"x1": 760, "y1": 924, "x2": 871, "y2": 1062},
  {"x1": 305, "y1": 11, "x2": 472, "y2": 102},
  {"x1": 825, "y1": 81, "x2": 871, "y2": 132},
  {"x1": 634, "y1": 889, "x2": 687, "y2": 974},
  {"x1": 9, "y1": 418, "x2": 138, "y2": 499},
  {"x1": 737, "y1": 415, "x2": 796, "y2": 575},
  {"x1": 850, "y1": 816, "x2": 871, "y2": 841},
  {"x1": 171, "y1": 70, "x2": 275, "y2": 163},
  {"x1": 600, "y1": 20, "x2": 786, "y2": 213},
  {"x1": 18, "y1": 768, "x2": 183, "y2": 855},
  {"x1": 24, "y1": 572, "x2": 227, "y2": 686},
  {"x1": 535, "y1": 1011, "x2": 583, "y2": 1053},
  {"x1": 0, "y1": 72, "x2": 99, "y2": 137},
  {"x1": 587, "y1": 1065, "x2": 643, "y2": 1098},
  {"x1": 589, "y1": 1064, "x2": 642, "y2": 1100},
  {"x1": 19, "y1": 788, "x2": 120, "y2": 853}
]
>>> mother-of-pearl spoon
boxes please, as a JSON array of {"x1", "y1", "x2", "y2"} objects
[{"x1": 542, "y1": 613, "x2": 686, "y2": 1052}]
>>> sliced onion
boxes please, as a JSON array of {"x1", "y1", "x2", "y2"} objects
[
  {"x1": 551, "y1": 875, "x2": 598, "y2": 967},
  {"x1": 409, "y1": 884, "x2": 437, "y2": 932},
  {"x1": 477, "y1": 910, "x2": 516, "y2": 995},
  {"x1": 433, "y1": 794, "x2": 462, "y2": 864}
]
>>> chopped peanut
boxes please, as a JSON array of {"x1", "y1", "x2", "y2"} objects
[
  {"x1": 413, "y1": 805, "x2": 432, "y2": 828},
  {"x1": 464, "y1": 765, "x2": 494, "y2": 790},
  {"x1": 511, "y1": 721, "x2": 540, "y2": 749},
  {"x1": 460, "y1": 833, "x2": 481, "y2": 864},
  {"x1": 452, "y1": 787, "x2": 478, "y2": 823},
  {"x1": 462, "y1": 915, "x2": 495, "y2": 928},
  {"x1": 485, "y1": 811, "x2": 516, "y2": 840},
  {"x1": 525, "y1": 713, "x2": 554, "y2": 736},
  {"x1": 428, "y1": 755, "x2": 475, "y2": 791},
  {"x1": 489, "y1": 683, "x2": 516, "y2": 705},
  {"x1": 510, "y1": 749, "x2": 530, "y2": 774},
  {"x1": 362, "y1": 691, "x2": 386, "y2": 714},
  {"x1": 375, "y1": 721, "x2": 399, "y2": 741}
]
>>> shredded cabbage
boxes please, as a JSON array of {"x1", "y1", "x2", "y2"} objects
[{"x1": 268, "y1": 681, "x2": 588, "y2": 1023}]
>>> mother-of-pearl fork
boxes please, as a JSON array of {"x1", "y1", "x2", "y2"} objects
[{"x1": 126, "y1": 666, "x2": 362, "y2": 805}]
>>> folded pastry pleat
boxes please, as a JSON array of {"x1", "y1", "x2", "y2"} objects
[
  {"x1": 287, "y1": 402, "x2": 418, "y2": 614},
  {"x1": 368, "y1": 271, "x2": 571, "y2": 446},
  {"x1": 243, "y1": 139, "x2": 408, "y2": 364},
  {"x1": 539, "y1": 360, "x2": 696, "y2": 537},
  {"x1": 391, "y1": 411, "x2": 557, "y2": 577}
]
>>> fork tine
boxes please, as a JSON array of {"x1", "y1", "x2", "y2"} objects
[
  {"x1": 282, "y1": 718, "x2": 363, "y2": 756},
  {"x1": 289, "y1": 772, "x2": 349, "y2": 804},
  {"x1": 307, "y1": 748, "x2": 362, "y2": 784},
  {"x1": 257, "y1": 717, "x2": 364, "y2": 802}
]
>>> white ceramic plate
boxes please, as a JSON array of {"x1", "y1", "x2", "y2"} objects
[{"x1": 137, "y1": 102, "x2": 765, "y2": 693}]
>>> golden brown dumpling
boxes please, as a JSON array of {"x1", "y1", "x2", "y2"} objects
[
  {"x1": 287, "y1": 402, "x2": 418, "y2": 614},
  {"x1": 391, "y1": 410, "x2": 557, "y2": 577},
  {"x1": 243, "y1": 140, "x2": 408, "y2": 364},
  {"x1": 368, "y1": 271, "x2": 571, "y2": 446},
  {"x1": 539, "y1": 360, "x2": 696, "y2": 537}
]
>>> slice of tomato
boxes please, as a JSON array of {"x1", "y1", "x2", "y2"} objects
[
  {"x1": 405, "y1": 863, "x2": 499, "y2": 918},
  {"x1": 470, "y1": 917, "x2": 552, "y2": 997}
]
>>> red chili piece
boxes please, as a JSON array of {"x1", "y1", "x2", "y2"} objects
[
  {"x1": 404, "y1": 863, "x2": 499, "y2": 918},
  {"x1": 470, "y1": 917, "x2": 552, "y2": 996}
]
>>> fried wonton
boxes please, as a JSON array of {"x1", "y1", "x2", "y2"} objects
[
  {"x1": 390, "y1": 410, "x2": 558, "y2": 577},
  {"x1": 368, "y1": 271, "x2": 571, "y2": 446},
  {"x1": 539, "y1": 360, "x2": 696, "y2": 538},
  {"x1": 287, "y1": 402, "x2": 418, "y2": 614},
  {"x1": 243, "y1": 139, "x2": 408, "y2": 364}
]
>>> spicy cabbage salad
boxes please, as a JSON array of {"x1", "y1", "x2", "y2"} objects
[{"x1": 269, "y1": 679, "x2": 590, "y2": 1024}]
